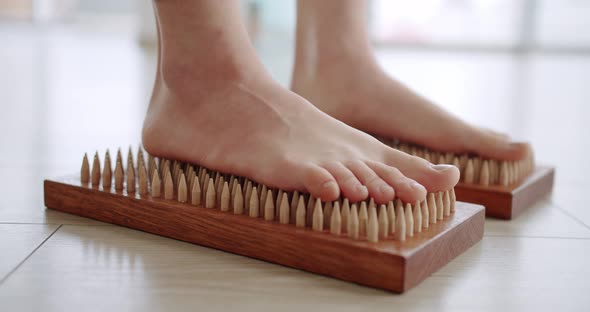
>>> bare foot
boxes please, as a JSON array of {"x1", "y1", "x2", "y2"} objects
[
  {"x1": 292, "y1": 0, "x2": 530, "y2": 161},
  {"x1": 144, "y1": 67, "x2": 461, "y2": 204},
  {"x1": 144, "y1": 0, "x2": 459, "y2": 205},
  {"x1": 292, "y1": 59, "x2": 530, "y2": 161}
]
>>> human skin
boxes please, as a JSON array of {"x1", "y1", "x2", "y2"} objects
[
  {"x1": 142, "y1": 0, "x2": 460, "y2": 204},
  {"x1": 292, "y1": 0, "x2": 531, "y2": 161}
]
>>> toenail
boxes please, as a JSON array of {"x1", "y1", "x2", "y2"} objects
[
  {"x1": 431, "y1": 164, "x2": 455, "y2": 172},
  {"x1": 411, "y1": 181, "x2": 426, "y2": 192},
  {"x1": 322, "y1": 180, "x2": 337, "y2": 190},
  {"x1": 356, "y1": 184, "x2": 368, "y2": 194},
  {"x1": 379, "y1": 184, "x2": 393, "y2": 194},
  {"x1": 508, "y1": 142, "x2": 522, "y2": 150}
]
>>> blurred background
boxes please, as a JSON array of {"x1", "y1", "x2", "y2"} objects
[
  {"x1": 4, "y1": 0, "x2": 590, "y2": 48},
  {"x1": 1, "y1": 0, "x2": 590, "y2": 222}
]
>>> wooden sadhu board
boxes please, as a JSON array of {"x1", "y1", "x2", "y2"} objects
[
  {"x1": 454, "y1": 166, "x2": 554, "y2": 219},
  {"x1": 378, "y1": 139, "x2": 554, "y2": 220},
  {"x1": 44, "y1": 174, "x2": 484, "y2": 293}
]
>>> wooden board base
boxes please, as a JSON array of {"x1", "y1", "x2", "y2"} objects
[
  {"x1": 454, "y1": 166, "x2": 554, "y2": 219},
  {"x1": 44, "y1": 175, "x2": 485, "y2": 293}
]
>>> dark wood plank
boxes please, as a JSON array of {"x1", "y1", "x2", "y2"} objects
[
  {"x1": 454, "y1": 166, "x2": 554, "y2": 219},
  {"x1": 44, "y1": 175, "x2": 484, "y2": 292}
]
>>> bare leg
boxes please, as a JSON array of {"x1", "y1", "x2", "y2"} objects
[
  {"x1": 292, "y1": 0, "x2": 530, "y2": 161},
  {"x1": 143, "y1": 0, "x2": 459, "y2": 204}
]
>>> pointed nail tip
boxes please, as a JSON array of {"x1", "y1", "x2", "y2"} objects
[
  {"x1": 319, "y1": 181, "x2": 339, "y2": 201},
  {"x1": 357, "y1": 185, "x2": 369, "y2": 199},
  {"x1": 431, "y1": 164, "x2": 455, "y2": 172},
  {"x1": 378, "y1": 184, "x2": 394, "y2": 196}
]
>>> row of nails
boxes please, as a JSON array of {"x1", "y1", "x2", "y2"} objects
[
  {"x1": 376, "y1": 138, "x2": 535, "y2": 186},
  {"x1": 80, "y1": 146, "x2": 456, "y2": 243}
]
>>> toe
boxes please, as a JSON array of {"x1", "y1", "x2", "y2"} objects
[
  {"x1": 366, "y1": 160, "x2": 427, "y2": 203},
  {"x1": 302, "y1": 164, "x2": 339, "y2": 201},
  {"x1": 386, "y1": 150, "x2": 460, "y2": 192},
  {"x1": 466, "y1": 127, "x2": 530, "y2": 161},
  {"x1": 323, "y1": 162, "x2": 368, "y2": 202},
  {"x1": 346, "y1": 160, "x2": 395, "y2": 204}
]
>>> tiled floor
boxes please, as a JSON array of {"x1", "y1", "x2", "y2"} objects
[{"x1": 1, "y1": 22, "x2": 589, "y2": 311}]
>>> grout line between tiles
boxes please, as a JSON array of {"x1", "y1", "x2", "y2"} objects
[
  {"x1": 0, "y1": 224, "x2": 63, "y2": 286},
  {"x1": 554, "y1": 204, "x2": 590, "y2": 232}
]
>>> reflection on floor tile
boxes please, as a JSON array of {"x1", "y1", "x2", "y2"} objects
[
  {"x1": 484, "y1": 199, "x2": 590, "y2": 238},
  {"x1": 1, "y1": 226, "x2": 589, "y2": 311},
  {"x1": 0, "y1": 225, "x2": 374, "y2": 311},
  {"x1": 415, "y1": 236, "x2": 590, "y2": 312}
]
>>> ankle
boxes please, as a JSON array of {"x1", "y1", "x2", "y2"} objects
[
  {"x1": 161, "y1": 51, "x2": 260, "y2": 93},
  {"x1": 293, "y1": 0, "x2": 376, "y2": 89},
  {"x1": 291, "y1": 52, "x2": 378, "y2": 104},
  {"x1": 158, "y1": 31, "x2": 266, "y2": 95},
  {"x1": 292, "y1": 38, "x2": 377, "y2": 85}
]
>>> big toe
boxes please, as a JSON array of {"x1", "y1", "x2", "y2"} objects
[
  {"x1": 388, "y1": 151, "x2": 460, "y2": 192},
  {"x1": 466, "y1": 128, "x2": 531, "y2": 161},
  {"x1": 301, "y1": 164, "x2": 340, "y2": 201}
]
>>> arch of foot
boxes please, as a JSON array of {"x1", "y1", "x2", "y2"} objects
[{"x1": 80, "y1": 146, "x2": 457, "y2": 243}]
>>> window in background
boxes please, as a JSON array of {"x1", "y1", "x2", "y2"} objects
[
  {"x1": 7, "y1": 0, "x2": 590, "y2": 52},
  {"x1": 0, "y1": 0, "x2": 133, "y2": 23},
  {"x1": 370, "y1": 0, "x2": 590, "y2": 51},
  {"x1": 370, "y1": 0, "x2": 523, "y2": 48},
  {"x1": 535, "y1": 0, "x2": 590, "y2": 48},
  {"x1": 370, "y1": 0, "x2": 523, "y2": 47}
]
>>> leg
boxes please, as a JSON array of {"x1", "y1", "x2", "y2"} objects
[
  {"x1": 143, "y1": 0, "x2": 459, "y2": 204},
  {"x1": 292, "y1": 0, "x2": 530, "y2": 161}
]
